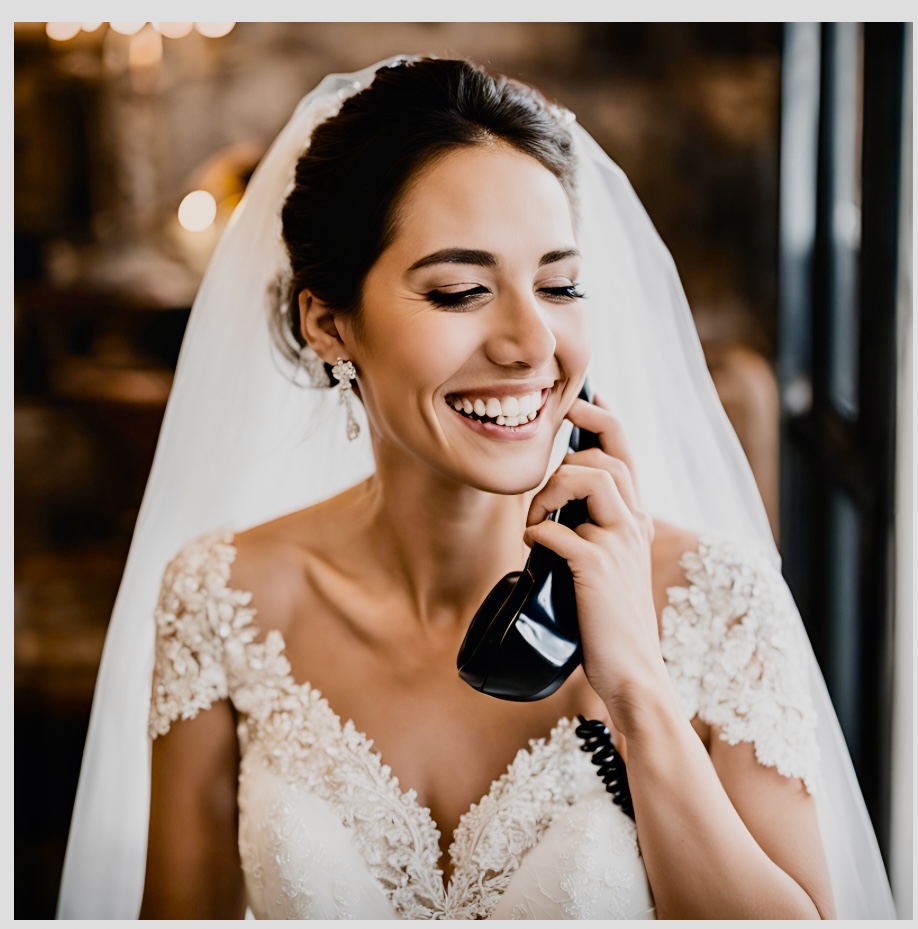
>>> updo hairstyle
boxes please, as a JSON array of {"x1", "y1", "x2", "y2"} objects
[{"x1": 275, "y1": 56, "x2": 577, "y2": 376}]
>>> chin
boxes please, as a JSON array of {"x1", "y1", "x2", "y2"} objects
[{"x1": 457, "y1": 459, "x2": 553, "y2": 497}]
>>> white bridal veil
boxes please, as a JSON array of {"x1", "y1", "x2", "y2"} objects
[{"x1": 57, "y1": 55, "x2": 896, "y2": 919}]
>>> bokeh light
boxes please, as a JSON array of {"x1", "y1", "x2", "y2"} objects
[
  {"x1": 45, "y1": 23, "x2": 81, "y2": 41},
  {"x1": 178, "y1": 190, "x2": 218, "y2": 232},
  {"x1": 152, "y1": 22, "x2": 194, "y2": 39},
  {"x1": 194, "y1": 22, "x2": 235, "y2": 38},
  {"x1": 109, "y1": 22, "x2": 146, "y2": 36},
  {"x1": 44, "y1": 22, "x2": 236, "y2": 43}
]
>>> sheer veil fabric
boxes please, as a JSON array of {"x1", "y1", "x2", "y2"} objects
[{"x1": 57, "y1": 56, "x2": 896, "y2": 919}]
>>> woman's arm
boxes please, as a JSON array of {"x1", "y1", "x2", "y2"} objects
[
  {"x1": 140, "y1": 531, "x2": 253, "y2": 918},
  {"x1": 620, "y1": 684, "x2": 834, "y2": 918},
  {"x1": 524, "y1": 397, "x2": 834, "y2": 919},
  {"x1": 141, "y1": 699, "x2": 247, "y2": 918}
]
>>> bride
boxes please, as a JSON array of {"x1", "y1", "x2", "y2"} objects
[{"x1": 58, "y1": 56, "x2": 895, "y2": 919}]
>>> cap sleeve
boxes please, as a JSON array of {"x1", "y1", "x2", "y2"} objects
[
  {"x1": 148, "y1": 530, "x2": 255, "y2": 738},
  {"x1": 660, "y1": 533, "x2": 820, "y2": 792}
]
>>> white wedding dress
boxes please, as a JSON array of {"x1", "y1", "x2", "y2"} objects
[{"x1": 149, "y1": 529, "x2": 819, "y2": 920}]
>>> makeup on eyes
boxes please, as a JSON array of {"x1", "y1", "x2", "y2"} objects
[
  {"x1": 424, "y1": 282, "x2": 586, "y2": 310},
  {"x1": 407, "y1": 245, "x2": 584, "y2": 310},
  {"x1": 425, "y1": 285, "x2": 490, "y2": 308}
]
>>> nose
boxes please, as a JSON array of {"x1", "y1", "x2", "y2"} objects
[{"x1": 485, "y1": 289, "x2": 557, "y2": 369}]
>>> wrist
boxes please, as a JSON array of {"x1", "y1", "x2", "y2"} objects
[{"x1": 597, "y1": 661, "x2": 685, "y2": 740}]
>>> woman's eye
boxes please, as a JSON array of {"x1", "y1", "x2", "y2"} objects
[
  {"x1": 426, "y1": 286, "x2": 491, "y2": 310},
  {"x1": 540, "y1": 283, "x2": 587, "y2": 302}
]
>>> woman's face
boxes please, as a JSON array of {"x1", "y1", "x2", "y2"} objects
[{"x1": 341, "y1": 143, "x2": 590, "y2": 495}]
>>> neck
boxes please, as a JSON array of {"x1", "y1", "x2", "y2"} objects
[{"x1": 352, "y1": 445, "x2": 534, "y2": 629}]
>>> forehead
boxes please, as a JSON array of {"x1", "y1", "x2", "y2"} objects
[{"x1": 390, "y1": 144, "x2": 577, "y2": 259}]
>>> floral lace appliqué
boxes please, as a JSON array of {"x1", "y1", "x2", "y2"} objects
[
  {"x1": 149, "y1": 530, "x2": 256, "y2": 737},
  {"x1": 443, "y1": 720, "x2": 594, "y2": 919},
  {"x1": 660, "y1": 532, "x2": 819, "y2": 792},
  {"x1": 243, "y1": 705, "x2": 593, "y2": 919}
]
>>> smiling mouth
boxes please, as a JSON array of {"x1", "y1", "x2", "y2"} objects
[{"x1": 445, "y1": 389, "x2": 548, "y2": 428}]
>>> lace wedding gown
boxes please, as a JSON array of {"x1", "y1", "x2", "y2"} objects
[{"x1": 149, "y1": 530, "x2": 819, "y2": 920}]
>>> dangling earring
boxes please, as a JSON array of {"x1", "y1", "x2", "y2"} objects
[{"x1": 331, "y1": 357, "x2": 360, "y2": 441}]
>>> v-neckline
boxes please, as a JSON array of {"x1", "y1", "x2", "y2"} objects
[
  {"x1": 235, "y1": 617, "x2": 590, "y2": 918},
  {"x1": 243, "y1": 618, "x2": 581, "y2": 883},
  {"x1": 217, "y1": 530, "x2": 588, "y2": 878},
  {"x1": 304, "y1": 678, "x2": 575, "y2": 875}
]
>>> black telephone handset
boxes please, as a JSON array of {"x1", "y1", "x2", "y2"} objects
[{"x1": 457, "y1": 381, "x2": 601, "y2": 701}]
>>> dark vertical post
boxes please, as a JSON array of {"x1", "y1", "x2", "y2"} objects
[
  {"x1": 853, "y1": 22, "x2": 905, "y2": 859},
  {"x1": 777, "y1": 22, "x2": 820, "y2": 651}
]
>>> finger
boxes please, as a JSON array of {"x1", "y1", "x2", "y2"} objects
[
  {"x1": 562, "y1": 447, "x2": 639, "y2": 513},
  {"x1": 576, "y1": 511, "x2": 655, "y2": 549},
  {"x1": 566, "y1": 398, "x2": 640, "y2": 499},
  {"x1": 523, "y1": 517, "x2": 593, "y2": 564},
  {"x1": 527, "y1": 464, "x2": 630, "y2": 528}
]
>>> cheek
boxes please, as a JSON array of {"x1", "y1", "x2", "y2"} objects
[
  {"x1": 555, "y1": 309, "x2": 592, "y2": 374},
  {"x1": 362, "y1": 315, "x2": 474, "y2": 382},
  {"x1": 355, "y1": 317, "x2": 473, "y2": 426}
]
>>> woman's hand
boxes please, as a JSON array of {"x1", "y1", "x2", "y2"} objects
[{"x1": 523, "y1": 396, "x2": 668, "y2": 732}]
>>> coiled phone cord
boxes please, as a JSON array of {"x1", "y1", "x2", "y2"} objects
[{"x1": 575, "y1": 715, "x2": 635, "y2": 820}]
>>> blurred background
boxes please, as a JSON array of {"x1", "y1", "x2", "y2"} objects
[{"x1": 12, "y1": 22, "x2": 912, "y2": 917}]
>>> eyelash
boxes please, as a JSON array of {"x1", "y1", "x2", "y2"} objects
[{"x1": 426, "y1": 284, "x2": 586, "y2": 310}]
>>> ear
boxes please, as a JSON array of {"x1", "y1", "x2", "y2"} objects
[{"x1": 298, "y1": 290, "x2": 348, "y2": 363}]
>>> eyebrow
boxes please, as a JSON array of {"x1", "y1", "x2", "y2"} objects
[
  {"x1": 407, "y1": 248, "x2": 497, "y2": 272},
  {"x1": 407, "y1": 247, "x2": 580, "y2": 272},
  {"x1": 539, "y1": 248, "x2": 581, "y2": 266}
]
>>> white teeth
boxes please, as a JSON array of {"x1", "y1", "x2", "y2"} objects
[
  {"x1": 450, "y1": 388, "x2": 547, "y2": 424},
  {"x1": 485, "y1": 397, "x2": 502, "y2": 418}
]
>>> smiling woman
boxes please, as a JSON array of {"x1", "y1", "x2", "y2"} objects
[{"x1": 58, "y1": 56, "x2": 894, "y2": 920}]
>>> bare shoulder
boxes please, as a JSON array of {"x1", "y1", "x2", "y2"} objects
[
  {"x1": 229, "y1": 485, "x2": 360, "y2": 638},
  {"x1": 649, "y1": 517, "x2": 700, "y2": 596},
  {"x1": 231, "y1": 512, "x2": 312, "y2": 589}
]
